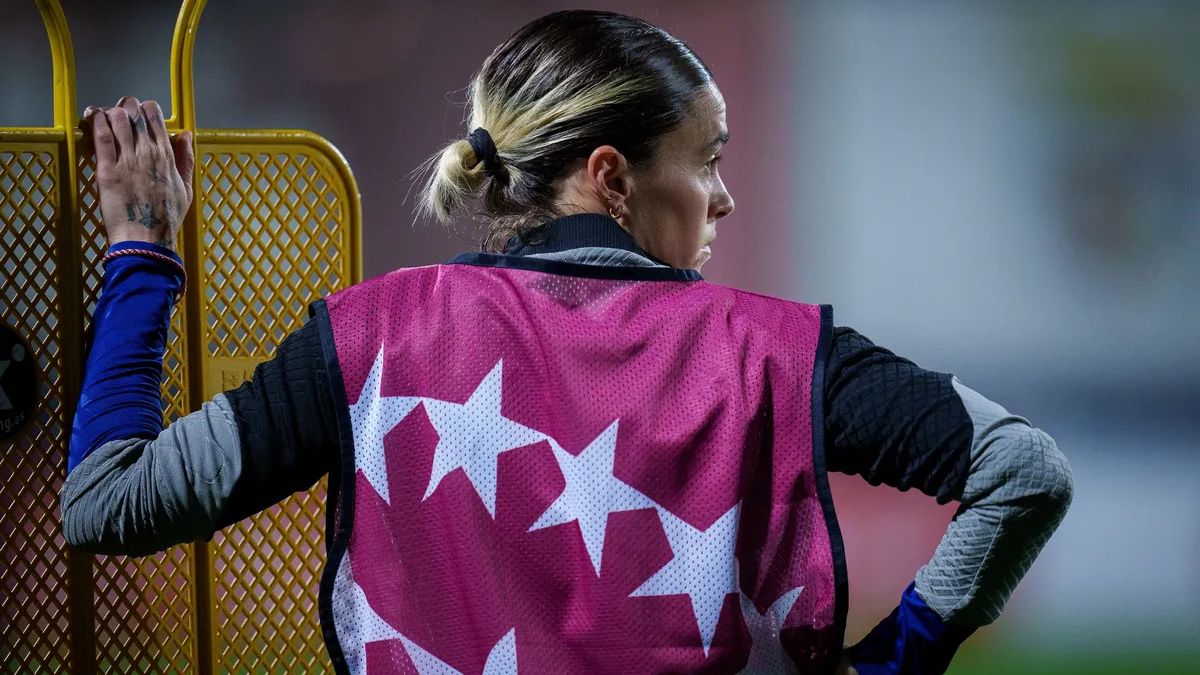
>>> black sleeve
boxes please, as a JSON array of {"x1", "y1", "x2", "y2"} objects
[
  {"x1": 823, "y1": 326, "x2": 974, "y2": 504},
  {"x1": 214, "y1": 309, "x2": 340, "y2": 528}
]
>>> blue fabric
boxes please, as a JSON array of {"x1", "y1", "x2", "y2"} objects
[
  {"x1": 67, "y1": 242, "x2": 184, "y2": 473},
  {"x1": 851, "y1": 581, "x2": 978, "y2": 675}
]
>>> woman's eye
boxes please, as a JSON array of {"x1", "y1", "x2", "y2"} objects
[{"x1": 708, "y1": 156, "x2": 723, "y2": 169}]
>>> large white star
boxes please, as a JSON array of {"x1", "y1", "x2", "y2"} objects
[
  {"x1": 349, "y1": 344, "x2": 422, "y2": 505},
  {"x1": 528, "y1": 420, "x2": 657, "y2": 575},
  {"x1": 402, "y1": 629, "x2": 518, "y2": 675},
  {"x1": 738, "y1": 586, "x2": 804, "y2": 674},
  {"x1": 422, "y1": 360, "x2": 546, "y2": 517},
  {"x1": 631, "y1": 503, "x2": 742, "y2": 655}
]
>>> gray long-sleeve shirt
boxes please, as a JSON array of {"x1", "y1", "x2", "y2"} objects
[{"x1": 61, "y1": 231, "x2": 1073, "y2": 628}]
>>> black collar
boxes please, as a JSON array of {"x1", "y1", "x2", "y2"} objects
[
  {"x1": 447, "y1": 212, "x2": 702, "y2": 282},
  {"x1": 503, "y1": 212, "x2": 661, "y2": 262}
]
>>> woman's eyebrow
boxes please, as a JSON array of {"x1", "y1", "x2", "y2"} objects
[{"x1": 706, "y1": 131, "x2": 730, "y2": 152}]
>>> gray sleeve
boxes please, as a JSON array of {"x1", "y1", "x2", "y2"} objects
[
  {"x1": 913, "y1": 377, "x2": 1075, "y2": 625},
  {"x1": 60, "y1": 392, "x2": 243, "y2": 557}
]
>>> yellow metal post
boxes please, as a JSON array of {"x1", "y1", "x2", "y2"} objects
[
  {"x1": 37, "y1": 0, "x2": 93, "y2": 672},
  {"x1": 164, "y1": 3, "x2": 214, "y2": 671}
]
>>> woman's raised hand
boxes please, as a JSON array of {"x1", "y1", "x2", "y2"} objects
[{"x1": 82, "y1": 96, "x2": 194, "y2": 249}]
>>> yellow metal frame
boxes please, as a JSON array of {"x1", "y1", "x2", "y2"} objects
[{"x1": 1, "y1": 0, "x2": 362, "y2": 671}]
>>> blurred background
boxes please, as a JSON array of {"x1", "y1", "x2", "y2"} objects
[{"x1": 3, "y1": 0, "x2": 1198, "y2": 672}]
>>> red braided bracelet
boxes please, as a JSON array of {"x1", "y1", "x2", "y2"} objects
[{"x1": 101, "y1": 247, "x2": 188, "y2": 305}]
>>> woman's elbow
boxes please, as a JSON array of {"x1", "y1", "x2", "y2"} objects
[
  {"x1": 59, "y1": 470, "x2": 106, "y2": 552},
  {"x1": 60, "y1": 484, "x2": 159, "y2": 556},
  {"x1": 58, "y1": 444, "x2": 159, "y2": 556},
  {"x1": 1013, "y1": 426, "x2": 1075, "y2": 519}
]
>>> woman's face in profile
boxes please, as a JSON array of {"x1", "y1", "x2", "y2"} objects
[{"x1": 627, "y1": 83, "x2": 735, "y2": 271}]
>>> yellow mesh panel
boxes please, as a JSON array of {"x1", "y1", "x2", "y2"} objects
[
  {"x1": 2, "y1": 2, "x2": 362, "y2": 672},
  {"x1": 198, "y1": 141, "x2": 354, "y2": 673},
  {"x1": 0, "y1": 145, "x2": 74, "y2": 672},
  {"x1": 213, "y1": 490, "x2": 329, "y2": 673},
  {"x1": 200, "y1": 146, "x2": 351, "y2": 362}
]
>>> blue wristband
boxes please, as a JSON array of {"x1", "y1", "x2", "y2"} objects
[
  {"x1": 851, "y1": 581, "x2": 978, "y2": 675},
  {"x1": 67, "y1": 242, "x2": 184, "y2": 472}
]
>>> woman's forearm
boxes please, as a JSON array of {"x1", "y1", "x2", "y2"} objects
[
  {"x1": 62, "y1": 300, "x2": 338, "y2": 555},
  {"x1": 848, "y1": 378, "x2": 1073, "y2": 674},
  {"x1": 913, "y1": 377, "x2": 1075, "y2": 625},
  {"x1": 68, "y1": 241, "x2": 184, "y2": 472},
  {"x1": 824, "y1": 328, "x2": 1074, "y2": 672},
  {"x1": 62, "y1": 239, "x2": 232, "y2": 555}
]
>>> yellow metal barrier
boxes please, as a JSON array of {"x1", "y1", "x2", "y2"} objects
[{"x1": 0, "y1": 0, "x2": 363, "y2": 671}]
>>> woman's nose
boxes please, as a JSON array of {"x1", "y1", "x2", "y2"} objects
[{"x1": 712, "y1": 189, "x2": 735, "y2": 221}]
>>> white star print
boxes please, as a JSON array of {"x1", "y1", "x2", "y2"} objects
[
  {"x1": 422, "y1": 360, "x2": 546, "y2": 517},
  {"x1": 349, "y1": 344, "x2": 421, "y2": 505},
  {"x1": 528, "y1": 420, "x2": 657, "y2": 575},
  {"x1": 738, "y1": 586, "x2": 804, "y2": 674},
  {"x1": 630, "y1": 503, "x2": 742, "y2": 655}
]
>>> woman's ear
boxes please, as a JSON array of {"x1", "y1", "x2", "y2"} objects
[{"x1": 588, "y1": 145, "x2": 632, "y2": 204}]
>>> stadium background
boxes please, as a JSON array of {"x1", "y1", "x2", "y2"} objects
[{"x1": 2, "y1": 0, "x2": 1197, "y2": 673}]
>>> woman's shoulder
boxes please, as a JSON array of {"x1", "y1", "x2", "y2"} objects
[
  {"x1": 321, "y1": 263, "x2": 447, "y2": 306},
  {"x1": 827, "y1": 325, "x2": 922, "y2": 368}
]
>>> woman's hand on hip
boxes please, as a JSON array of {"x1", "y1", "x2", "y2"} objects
[{"x1": 83, "y1": 96, "x2": 194, "y2": 249}]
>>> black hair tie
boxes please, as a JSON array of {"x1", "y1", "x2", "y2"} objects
[{"x1": 467, "y1": 127, "x2": 504, "y2": 180}]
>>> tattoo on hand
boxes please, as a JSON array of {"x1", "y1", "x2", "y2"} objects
[
  {"x1": 158, "y1": 200, "x2": 178, "y2": 247},
  {"x1": 149, "y1": 166, "x2": 169, "y2": 185},
  {"x1": 125, "y1": 202, "x2": 163, "y2": 229}
]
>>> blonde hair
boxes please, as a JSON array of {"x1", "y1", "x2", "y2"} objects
[{"x1": 417, "y1": 10, "x2": 712, "y2": 251}]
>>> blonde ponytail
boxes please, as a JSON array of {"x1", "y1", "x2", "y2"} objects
[{"x1": 418, "y1": 138, "x2": 489, "y2": 225}]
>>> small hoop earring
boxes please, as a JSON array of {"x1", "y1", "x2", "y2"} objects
[{"x1": 608, "y1": 204, "x2": 622, "y2": 219}]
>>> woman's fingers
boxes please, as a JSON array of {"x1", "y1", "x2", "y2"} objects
[
  {"x1": 104, "y1": 107, "x2": 134, "y2": 165},
  {"x1": 85, "y1": 97, "x2": 195, "y2": 204},
  {"x1": 116, "y1": 96, "x2": 149, "y2": 153},
  {"x1": 87, "y1": 107, "x2": 118, "y2": 168},
  {"x1": 140, "y1": 100, "x2": 171, "y2": 155},
  {"x1": 84, "y1": 95, "x2": 191, "y2": 248},
  {"x1": 116, "y1": 96, "x2": 142, "y2": 124}
]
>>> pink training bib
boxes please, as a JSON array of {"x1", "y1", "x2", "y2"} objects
[{"x1": 316, "y1": 256, "x2": 845, "y2": 674}]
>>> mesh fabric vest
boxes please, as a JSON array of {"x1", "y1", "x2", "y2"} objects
[{"x1": 313, "y1": 255, "x2": 847, "y2": 674}]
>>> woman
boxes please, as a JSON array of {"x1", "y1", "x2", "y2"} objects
[{"x1": 62, "y1": 10, "x2": 1073, "y2": 675}]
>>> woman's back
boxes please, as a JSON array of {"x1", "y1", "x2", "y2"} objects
[{"x1": 321, "y1": 250, "x2": 841, "y2": 672}]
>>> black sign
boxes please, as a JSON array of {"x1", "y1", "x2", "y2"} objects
[{"x1": 0, "y1": 322, "x2": 36, "y2": 441}]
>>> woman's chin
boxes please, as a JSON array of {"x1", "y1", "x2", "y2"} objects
[{"x1": 694, "y1": 245, "x2": 712, "y2": 270}]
